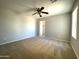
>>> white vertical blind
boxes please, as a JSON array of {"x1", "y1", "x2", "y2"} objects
[{"x1": 72, "y1": 6, "x2": 78, "y2": 39}]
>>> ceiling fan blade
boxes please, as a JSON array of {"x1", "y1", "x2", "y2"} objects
[
  {"x1": 42, "y1": 12, "x2": 48, "y2": 14},
  {"x1": 39, "y1": 7, "x2": 44, "y2": 11},
  {"x1": 39, "y1": 14, "x2": 42, "y2": 17},
  {"x1": 38, "y1": 12, "x2": 42, "y2": 17},
  {"x1": 32, "y1": 12, "x2": 37, "y2": 15}
]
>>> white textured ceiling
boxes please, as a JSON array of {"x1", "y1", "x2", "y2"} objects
[{"x1": 0, "y1": 0, "x2": 74, "y2": 18}]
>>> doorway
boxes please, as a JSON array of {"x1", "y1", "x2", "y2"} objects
[{"x1": 39, "y1": 21, "x2": 45, "y2": 37}]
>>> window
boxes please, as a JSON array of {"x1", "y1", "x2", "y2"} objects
[{"x1": 72, "y1": 6, "x2": 78, "y2": 39}]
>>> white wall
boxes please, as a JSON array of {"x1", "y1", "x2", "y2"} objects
[
  {"x1": 37, "y1": 13, "x2": 71, "y2": 41},
  {"x1": 0, "y1": 8, "x2": 36, "y2": 45},
  {"x1": 71, "y1": 0, "x2": 79, "y2": 59}
]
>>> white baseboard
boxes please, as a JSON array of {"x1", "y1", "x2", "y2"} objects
[
  {"x1": 71, "y1": 43, "x2": 79, "y2": 59},
  {"x1": 0, "y1": 36, "x2": 35, "y2": 46}
]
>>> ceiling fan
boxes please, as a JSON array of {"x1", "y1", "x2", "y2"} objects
[{"x1": 32, "y1": 7, "x2": 48, "y2": 17}]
